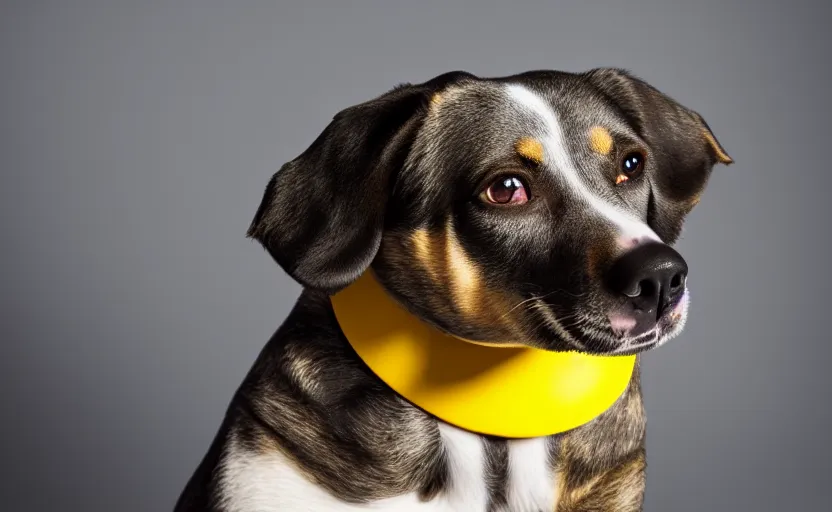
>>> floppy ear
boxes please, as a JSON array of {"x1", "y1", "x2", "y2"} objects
[
  {"x1": 584, "y1": 68, "x2": 733, "y2": 244},
  {"x1": 247, "y1": 72, "x2": 472, "y2": 292}
]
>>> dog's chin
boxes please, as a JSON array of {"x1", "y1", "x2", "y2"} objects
[{"x1": 559, "y1": 291, "x2": 691, "y2": 356}]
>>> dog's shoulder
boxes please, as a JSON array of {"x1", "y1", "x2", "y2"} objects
[
  {"x1": 177, "y1": 292, "x2": 646, "y2": 511},
  {"x1": 215, "y1": 418, "x2": 490, "y2": 512},
  {"x1": 554, "y1": 361, "x2": 647, "y2": 509},
  {"x1": 204, "y1": 291, "x2": 450, "y2": 510}
]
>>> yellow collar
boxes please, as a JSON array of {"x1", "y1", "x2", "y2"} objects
[{"x1": 330, "y1": 270, "x2": 636, "y2": 438}]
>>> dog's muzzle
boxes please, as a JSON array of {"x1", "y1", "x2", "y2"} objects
[{"x1": 604, "y1": 242, "x2": 688, "y2": 337}]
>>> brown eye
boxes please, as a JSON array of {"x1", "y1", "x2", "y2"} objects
[
  {"x1": 483, "y1": 176, "x2": 529, "y2": 205},
  {"x1": 616, "y1": 152, "x2": 645, "y2": 184}
]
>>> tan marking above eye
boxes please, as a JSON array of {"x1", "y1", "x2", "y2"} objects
[
  {"x1": 515, "y1": 137, "x2": 545, "y2": 164},
  {"x1": 589, "y1": 126, "x2": 614, "y2": 155}
]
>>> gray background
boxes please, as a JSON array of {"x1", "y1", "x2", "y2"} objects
[{"x1": 2, "y1": 1, "x2": 829, "y2": 511}]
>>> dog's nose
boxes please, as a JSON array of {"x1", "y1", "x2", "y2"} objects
[{"x1": 604, "y1": 242, "x2": 688, "y2": 317}]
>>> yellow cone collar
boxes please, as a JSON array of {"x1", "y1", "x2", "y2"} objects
[{"x1": 330, "y1": 270, "x2": 636, "y2": 438}]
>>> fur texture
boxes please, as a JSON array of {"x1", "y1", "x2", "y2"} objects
[{"x1": 175, "y1": 68, "x2": 731, "y2": 511}]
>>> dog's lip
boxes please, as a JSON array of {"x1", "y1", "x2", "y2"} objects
[
  {"x1": 607, "y1": 288, "x2": 689, "y2": 335},
  {"x1": 608, "y1": 313, "x2": 638, "y2": 336},
  {"x1": 581, "y1": 291, "x2": 689, "y2": 354},
  {"x1": 536, "y1": 288, "x2": 689, "y2": 354},
  {"x1": 608, "y1": 336, "x2": 659, "y2": 355}
]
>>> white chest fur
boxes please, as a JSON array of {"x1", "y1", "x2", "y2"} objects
[
  {"x1": 503, "y1": 436, "x2": 558, "y2": 511},
  {"x1": 217, "y1": 423, "x2": 558, "y2": 512}
]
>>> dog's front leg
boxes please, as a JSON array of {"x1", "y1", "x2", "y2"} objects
[{"x1": 555, "y1": 448, "x2": 646, "y2": 512}]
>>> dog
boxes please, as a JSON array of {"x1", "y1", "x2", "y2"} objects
[{"x1": 174, "y1": 68, "x2": 732, "y2": 512}]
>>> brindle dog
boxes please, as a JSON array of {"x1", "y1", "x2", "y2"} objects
[{"x1": 175, "y1": 68, "x2": 732, "y2": 512}]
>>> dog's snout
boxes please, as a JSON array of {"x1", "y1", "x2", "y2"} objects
[{"x1": 605, "y1": 242, "x2": 688, "y2": 317}]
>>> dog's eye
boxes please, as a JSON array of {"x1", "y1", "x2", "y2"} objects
[
  {"x1": 482, "y1": 176, "x2": 529, "y2": 205},
  {"x1": 616, "y1": 152, "x2": 645, "y2": 184}
]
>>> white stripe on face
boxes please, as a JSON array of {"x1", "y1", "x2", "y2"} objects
[{"x1": 504, "y1": 84, "x2": 660, "y2": 249}]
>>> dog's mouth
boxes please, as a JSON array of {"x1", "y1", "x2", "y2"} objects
[{"x1": 535, "y1": 290, "x2": 690, "y2": 355}]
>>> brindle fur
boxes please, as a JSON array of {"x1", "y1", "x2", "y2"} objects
[
  {"x1": 175, "y1": 68, "x2": 731, "y2": 511},
  {"x1": 175, "y1": 291, "x2": 646, "y2": 511}
]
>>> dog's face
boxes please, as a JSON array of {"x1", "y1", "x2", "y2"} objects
[{"x1": 248, "y1": 69, "x2": 732, "y2": 355}]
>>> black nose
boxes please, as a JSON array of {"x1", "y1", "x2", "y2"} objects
[{"x1": 604, "y1": 242, "x2": 688, "y2": 317}]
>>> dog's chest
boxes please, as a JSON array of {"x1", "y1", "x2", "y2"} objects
[{"x1": 218, "y1": 423, "x2": 558, "y2": 512}]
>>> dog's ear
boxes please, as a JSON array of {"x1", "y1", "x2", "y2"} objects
[
  {"x1": 247, "y1": 72, "x2": 472, "y2": 292},
  {"x1": 584, "y1": 68, "x2": 733, "y2": 243}
]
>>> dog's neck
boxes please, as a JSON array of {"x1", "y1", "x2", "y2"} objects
[{"x1": 329, "y1": 270, "x2": 636, "y2": 438}]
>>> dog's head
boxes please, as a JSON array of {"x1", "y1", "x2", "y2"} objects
[{"x1": 248, "y1": 69, "x2": 732, "y2": 355}]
